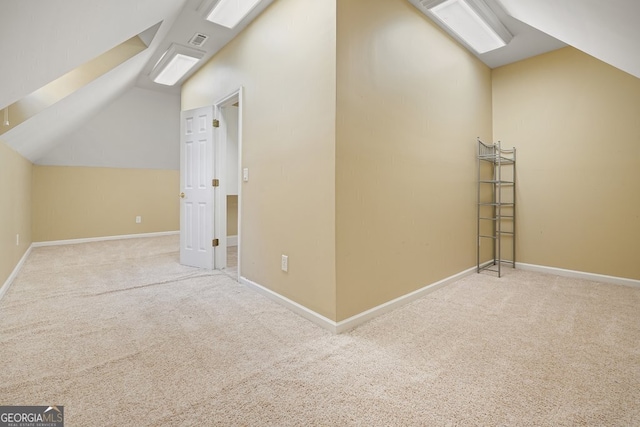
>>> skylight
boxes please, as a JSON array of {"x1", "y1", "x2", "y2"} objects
[
  {"x1": 150, "y1": 44, "x2": 205, "y2": 86},
  {"x1": 153, "y1": 54, "x2": 200, "y2": 86},
  {"x1": 427, "y1": 0, "x2": 511, "y2": 54},
  {"x1": 205, "y1": 0, "x2": 262, "y2": 29}
]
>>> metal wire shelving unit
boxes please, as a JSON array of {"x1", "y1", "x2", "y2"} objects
[{"x1": 477, "y1": 138, "x2": 516, "y2": 277}]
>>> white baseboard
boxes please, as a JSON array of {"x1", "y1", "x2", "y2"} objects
[
  {"x1": 0, "y1": 245, "x2": 33, "y2": 302},
  {"x1": 32, "y1": 231, "x2": 179, "y2": 248},
  {"x1": 240, "y1": 265, "x2": 477, "y2": 334},
  {"x1": 227, "y1": 235, "x2": 238, "y2": 247},
  {"x1": 2, "y1": 231, "x2": 179, "y2": 302},
  {"x1": 516, "y1": 262, "x2": 640, "y2": 288},
  {"x1": 335, "y1": 265, "x2": 478, "y2": 333},
  {"x1": 240, "y1": 277, "x2": 338, "y2": 333}
]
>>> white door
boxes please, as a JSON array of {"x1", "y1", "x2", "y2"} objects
[{"x1": 180, "y1": 106, "x2": 215, "y2": 269}]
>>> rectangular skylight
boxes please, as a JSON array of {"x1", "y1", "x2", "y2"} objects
[
  {"x1": 206, "y1": 0, "x2": 262, "y2": 29},
  {"x1": 153, "y1": 54, "x2": 200, "y2": 86},
  {"x1": 150, "y1": 44, "x2": 205, "y2": 87},
  {"x1": 430, "y1": 0, "x2": 507, "y2": 53}
]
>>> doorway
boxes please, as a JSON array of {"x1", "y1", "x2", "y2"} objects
[
  {"x1": 214, "y1": 89, "x2": 242, "y2": 280},
  {"x1": 179, "y1": 89, "x2": 242, "y2": 276}
]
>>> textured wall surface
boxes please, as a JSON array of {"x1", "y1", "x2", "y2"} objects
[
  {"x1": 335, "y1": 0, "x2": 493, "y2": 320},
  {"x1": 32, "y1": 166, "x2": 179, "y2": 242},
  {"x1": 493, "y1": 47, "x2": 640, "y2": 280},
  {"x1": 0, "y1": 142, "x2": 32, "y2": 287},
  {"x1": 183, "y1": 0, "x2": 337, "y2": 319}
]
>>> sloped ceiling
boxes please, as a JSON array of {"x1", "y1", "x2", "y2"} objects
[
  {"x1": 408, "y1": 0, "x2": 567, "y2": 68},
  {"x1": 0, "y1": 0, "x2": 188, "y2": 161},
  {"x1": 497, "y1": 0, "x2": 640, "y2": 79},
  {"x1": 2, "y1": 52, "x2": 155, "y2": 161},
  {"x1": 408, "y1": 0, "x2": 640, "y2": 77},
  {"x1": 0, "y1": 0, "x2": 275, "y2": 162},
  {"x1": 0, "y1": 0, "x2": 189, "y2": 109}
]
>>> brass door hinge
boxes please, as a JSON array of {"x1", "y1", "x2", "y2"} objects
[
  {"x1": 212, "y1": 179, "x2": 219, "y2": 187},
  {"x1": 212, "y1": 238, "x2": 219, "y2": 247},
  {"x1": 212, "y1": 119, "x2": 220, "y2": 128}
]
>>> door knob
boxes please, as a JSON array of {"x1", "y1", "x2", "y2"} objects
[{"x1": 179, "y1": 192, "x2": 185, "y2": 198}]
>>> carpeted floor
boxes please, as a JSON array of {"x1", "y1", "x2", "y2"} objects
[
  {"x1": 1, "y1": 235, "x2": 638, "y2": 426},
  {"x1": 224, "y1": 245, "x2": 238, "y2": 279}
]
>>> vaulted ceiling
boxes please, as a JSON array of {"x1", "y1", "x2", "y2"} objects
[
  {"x1": 0, "y1": 0, "x2": 638, "y2": 162},
  {"x1": 0, "y1": 0, "x2": 187, "y2": 160},
  {"x1": 498, "y1": 0, "x2": 640, "y2": 79},
  {"x1": 0, "y1": 0, "x2": 274, "y2": 161}
]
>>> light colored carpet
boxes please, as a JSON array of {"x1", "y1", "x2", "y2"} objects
[
  {"x1": 1, "y1": 235, "x2": 639, "y2": 426},
  {"x1": 227, "y1": 245, "x2": 238, "y2": 268},
  {"x1": 224, "y1": 245, "x2": 238, "y2": 279}
]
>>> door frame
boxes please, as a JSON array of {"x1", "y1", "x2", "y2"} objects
[{"x1": 214, "y1": 87, "x2": 243, "y2": 278}]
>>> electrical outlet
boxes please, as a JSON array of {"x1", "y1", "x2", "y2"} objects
[
  {"x1": 281, "y1": 254, "x2": 288, "y2": 272},
  {"x1": 16, "y1": 234, "x2": 19, "y2": 246},
  {"x1": 136, "y1": 216, "x2": 142, "y2": 224}
]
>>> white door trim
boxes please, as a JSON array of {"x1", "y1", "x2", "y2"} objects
[
  {"x1": 213, "y1": 87, "x2": 243, "y2": 279},
  {"x1": 213, "y1": 103, "x2": 227, "y2": 269}
]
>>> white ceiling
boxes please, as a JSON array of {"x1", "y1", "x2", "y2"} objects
[
  {"x1": 0, "y1": 0, "x2": 185, "y2": 109},
  {"x1": 0, "y1": 0, "x2": 274, "y2": 161},
  {"x1": 407, "y1": 0, "x2": 567, "y2": 68},
  {"x1": 408, "y1": 0, "x2": 640, "y2": 78},
  {"x1": 0, "y1": 0, "x2": 187, "y2": 160},
  {"x1": 0, "y1": 0, "x2": 638, "y2": 162},
  {"x1": 136, "y1": 0, "x2": 275, "y2": 94},
  {"x1": 497, "y1": 0, "x2": 640, "y2": 79}
]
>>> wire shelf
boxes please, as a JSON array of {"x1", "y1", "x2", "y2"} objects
[{"x1": 477, "y1": 138, "x2": 516, "y2": 278}]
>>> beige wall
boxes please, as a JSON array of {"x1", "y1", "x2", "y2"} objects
[
  {"x1": 0, "y1": 142, "x2": 32, "y2": 287},
  {"x1": 227, "y1": 195, "x2": 238, "y2": 236},
  {"x1": 32, "y1": 166, "x2": 179, "y2": 242},
  {"x1": 493, "y1": 47, "x2": 640, "y2": 280},
  {"x1": 182, "y1": 0, "x2": 337, "y2": 319},
  {"x1": 335, "y1": 0, "x2": 493, "y2": 320}
]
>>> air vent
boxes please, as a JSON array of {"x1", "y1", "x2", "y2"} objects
[{"x1": 188, "y1": 33, "x2": 209, "y2": 47}]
